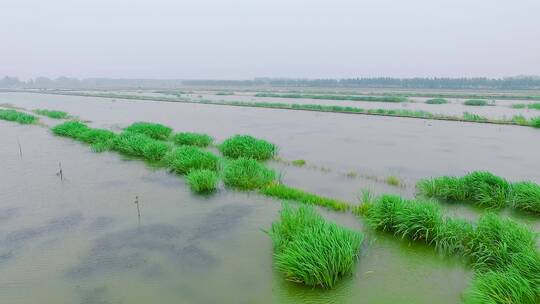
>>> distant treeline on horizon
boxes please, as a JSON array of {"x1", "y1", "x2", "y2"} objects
[{"x1": 1, "y1": 76, "x2": 540, "y2": 90}]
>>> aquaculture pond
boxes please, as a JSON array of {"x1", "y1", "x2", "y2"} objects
[
  {"x1": 1, "y1": 91, "x2": 539, "y2": 303},
  {"x1": 102, "y1": 89, "x2": 540, "y2": 120}
]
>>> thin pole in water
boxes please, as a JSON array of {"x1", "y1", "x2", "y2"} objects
[
  {"x1": 17, "y1": 138, "x2": 22, "y2": 159},
  {"x1": 134, "y1": 196, "x2": 141, "y2": 221},
  {"x1": 58, "y1": 162, "x2": 63, "y2": 181}
]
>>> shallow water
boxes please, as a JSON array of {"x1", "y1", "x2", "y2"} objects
[
  {"x1": 0, "y1": 122, "x2": 472, "y2": 303},
  {"x1": 2, "y1": 92, "x2": 539, "y2": 184},
  {"x1": 1, "y1": 92, "x2": 539, "y2": 303}
]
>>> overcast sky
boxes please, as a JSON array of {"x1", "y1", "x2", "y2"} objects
[{"x1": 1, "y1": 0, "x2": 539, "y2": 79}]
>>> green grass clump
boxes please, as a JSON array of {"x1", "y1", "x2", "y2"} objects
[
  {"x1": 111, "y1": 132, "x2": 172, "y2": 161},
  {"x1": 260, "y1": 184, "x2": 349, "y2": 211},
  {"x1": 111, "y1": 132, "x2": 152, "y2": 157},
  {"x1": 386, "y1": 175, "x2": 400, "y2": 186},
  {"x1": 417, "y1": 171, "x2": 510, "y2": 209},
  {"x1": 78, "y1": 128, "x2": 116, "y2": 144},
  {"x1": 219, "y1": 135, "x2": 277, "y2": 161},
  {"x1": 51, "y1": 121, "x2": 89, "y2": 138},
  {"x1": 464, "y1": 99, "x2": 488, "y2": 106},
  {"x1": 173, "y1": 132, "x2": 213, "y2": 147},
  {"x1": 0, "y1": 109, "x2": 38, "y2": 124},
  {"x1": 223, "y1": 158, "x2": 275, "y2": 190},
  {"x1": 360, "y1": 193, "x2": 540, "y2": 303},
  {"x1": 124, "y1": 122, "x2": 172, "y2": 140},
  {"x1": 512, "y1": 115, "x2": 529, "y2": 126},
  {"x1": 164, "y1": 146, "x2": 220, "y2": 174},
  {"x1": 268, "y1": 204, "x2": 363, "y2": 288},
  {"x1": 529, "y1": 103, "x2": 540, "y2": 110},
  {"x1": 291, "y1": 159, "x2": 306, "y2": 166},
  {"x1": 186, "y1": 169, "x2": 219, "y2": 193},
  {"x1": 425, "y1": 98, "x2": 448, "y2": 104},
  {"x1": 532, "y1": 117, "x2": 540, "y2": 128},
  {"x1": 464, "y1": 269, "x2": 537, "y2": 304},
  {"x1": 510, "y1": 182, "x2": 540, "y2": 214},
  {"x1": 142, "y1": 140, "x2": 171, "y2": 161},
  {"x1": 33, "y1": 109, "x2": 69, "y2": 119},
  {"x1": 52, "y1": 121, "x2": 118, "y2": 153},
  {"x1": 468, "y1": 213, "x2": 536, "y2": 270},
  {"x1": 512, "y1": 103, "x2": 527, "y2": 109},
  {"x1": 463, "y1": 112, "x2": 488, "y2": 122},
  {"x1": 364, "y1": 195, "x2": 442, "y2": 244},
  {"x1": 460, "y1": 172, "x2": 510, "y2": 209}
]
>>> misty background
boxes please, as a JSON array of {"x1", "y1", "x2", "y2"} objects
[{"x1": 1, "y1": 0, "x2": 539, "y2": 80}]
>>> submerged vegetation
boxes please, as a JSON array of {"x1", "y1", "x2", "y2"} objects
[
  {"x1": 186, "y1": 169, "x2": 219, "y2": 193},
  {"x1": 509, "y1": 182, "x2": 540, "y2": 214},
  {"x1": 219, "y1": 135, "x2": 277, "y2": 161},
  {"x1": 512, "y1": 102, "x2": 540, "y2": 110},
  {"x1": 164, "y1": 146, "x2": 220, "y2": 174},
  {"x1": 268, "y1": 204, "x2": 363, "y2": 288},
  {"x1": 0, "y1": 109, "x2": 37, "y2": 124},
  {"x1": 291, "y1": 159, "x2": 306, "y2": 166},
  {"x1": 417, "y1": 171, "x2": 540, "y2": 214},
  {"x1": 359, "y1": 194, "x2": 540, "y2": 303},
  {"x1": 33, "y1": 109, "x2": 69, "y2": 119},
  {"x1": 464, "y1": 99, "x2": 489, "y2": 106},
  {"x1": 417, "y1": 171, "x2": 510, "y2": 209},
  {"x1": 27, "y1": 90, "x2": 540, "y2": 129},
  {"x1": 173, "y1": 132, "x2": 213, "y2": 147},
  {"x1": 425, "y1": 98, "x2": 448, "y2": 104},
  {"x1": 261, "y1": 184, "x2": 349, "y2": 211},
  {"x1": 462, "y1": 112, "x2": 488, "y2": 122},
  {"x1": 532, "y1": 117, "x2": 540, "y2": 128},
  {"x1": 386, "y1": 175, "x2": 401, "y2": 186},
  {"x1": 223, "y1": 157, "x2": 276, "y2": 190},
  {"x1": 255, "y1": 92, "x2": 408, "y2": 103},
  {"x1": 124, "y1": 122, "x2": 172, "y2": 140}
]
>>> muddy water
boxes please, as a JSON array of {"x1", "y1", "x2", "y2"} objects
[
  {"x1": 2, "y1": 92, "x2": 539, "y2": 184},
  {"x1": 144, "y1": 90, "x2": 540, "y2": 119},
  {"x1": 0, "y1": 121, "x2": 472, "y2": 303}
]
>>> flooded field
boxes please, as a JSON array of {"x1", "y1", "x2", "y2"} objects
[{"x1": 1, "y1": 91, "x2": 539, "y2": 303}]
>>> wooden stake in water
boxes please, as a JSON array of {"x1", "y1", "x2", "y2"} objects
[
  {"x1": 57, "y1": 162, "x2": 63, "y2": 181},
  {"x1": 134, "y1": 196, "x2": 141, "y2": 219},
  {"x1": 17, "y1": 138, "x2": 22, "y2": 159}
]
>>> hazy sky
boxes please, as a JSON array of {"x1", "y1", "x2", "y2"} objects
[{"x1": 1, "y1": 0, "x2": 539, "y2": 79}]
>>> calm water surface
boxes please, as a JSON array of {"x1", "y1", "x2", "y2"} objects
[{"x1": 1, "y1": 92, "x2": 539, "y2": 303}]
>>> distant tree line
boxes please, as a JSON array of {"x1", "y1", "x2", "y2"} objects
[
  {"x1": 2, "y1": 76, "x2": 540, "y2": 90},
  {"x1": 185, "y1": 76, "x2": 540, "y2": 90}
]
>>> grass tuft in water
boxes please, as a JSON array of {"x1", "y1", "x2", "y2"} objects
[
  {"x1": 386, "y1": 175, "x2": 400, "y2": 186},
  {"x1": 509, "y1": 182, "x2": 540, "y2": 214},
  {"x1": 0, "y1": 109, "x2": 38, "y2": 124},
  {"x1": 186, "y1": 169, "x2": 219, "y2": 193},
  {"x1": 124, "y1": 122, "x2": 172, "y2": 140},
  {"x1": 468, "y1": 213, "x2": 537, "y2": 270},
  {"x1": 111, "y1": 132, "x2": 172, "y2": 160},
  {"x1": 464, "y1": 99, "x2": 488, "y2": 106},
  {"x1": 417, "y1": 171, "x2": 510, "y2": 209},
  {"x1": 531, "y1": 117, "x2": 540, "y2": 128},
  {"x1": 52, "y1": 121, "x2": 89, "y2": 137},
  {"x1": 365, "y1": 195, "x2": 442, "y2": 244},
  {"x1": 425, "y1": 98, "x2": 448, "y2": 104},
  {"x1": 464, "y1": 268, "x2": 537, "y2": 304},
  {"x1": 260, "y1": 184, "x2": 349, "y2": 211},
  {"x1": 164, "y1": 146, "x2": 220, "y2": 174},
  {"x1": 219, "y1": 135, "x2": 277, "y2": 161},
  {"x1": 223, "y1": 157, "x2": 276, "y2": 190},
  {"x1": 291, "y1": 159, "x2": 306, "y2": 166},
  {"x1": 268, "y1": 204, "x2": 363, "y2": 288},
  {"x1": 33, "y1": 109, "x2": 69, "y2": 119},
  {"x1": 172, "y1": 132, "x2": 213, "y2": 147}
]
